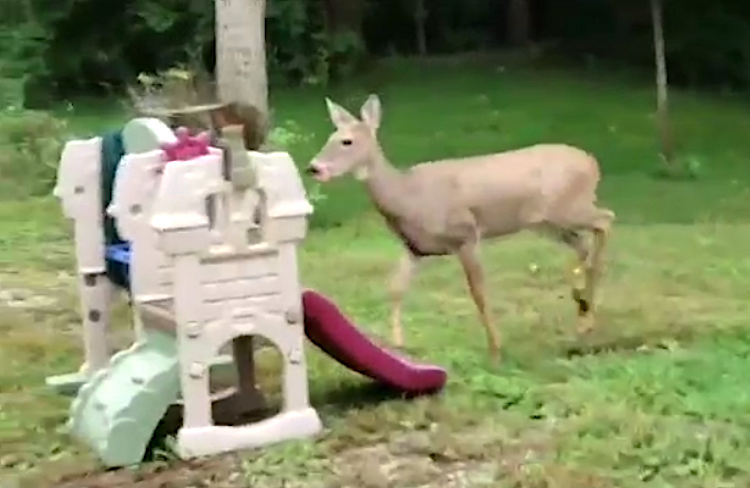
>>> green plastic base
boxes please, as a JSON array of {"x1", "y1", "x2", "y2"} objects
[
  {"x1": 68, "y1": 330, "x2": 180, "y2": 467},
  {"x1": 45, "y1": 371, "x2": 89, "y2": 396},
  {"x1": 46, "y1": 354, "x2": 236, "y2": 397}
]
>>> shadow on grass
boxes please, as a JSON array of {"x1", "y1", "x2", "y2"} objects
[
  {"x1": 143, "y1": 378, "x2": 429, "y2": 464},
  {"x1": 561, "y1": 327, "x2": 700, "y2": 358},
  {"x1": 314, "y1": 379, "x2": 439, "y2": 412},
  {"x1": 563, "y1": 335, "x2": 649, "y2": 358}
]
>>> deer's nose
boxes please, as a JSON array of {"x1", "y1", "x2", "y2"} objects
[{"x1": 307, "y1": 161, "x2": 331, "y2": 182}]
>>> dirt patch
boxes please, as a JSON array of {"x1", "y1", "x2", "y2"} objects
[
  {"x1": 11, "y1": 422, "x2": 559, "y2": 488},
  {"x1": 14, "y1": 457, "x2": 241, "y2": 488},
  {"x1": 0, "y1": 287, "x2": 57, "y2": 309}
]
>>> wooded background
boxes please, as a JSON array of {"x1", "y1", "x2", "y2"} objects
[{"x1": 1, "y1": 0, "x2": 748, "y2": 105}]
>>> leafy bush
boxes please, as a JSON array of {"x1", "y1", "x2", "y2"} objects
[
  {"x1": 0, "y1": 106, "x2": 68, "y2": 199},
  {"x1": 264, "y1": 120, "x2": 335, "y2": 228},
  {"x1": 0, "y1": 76, "x2": 26, "y2": 110},
  {"x1": 266, "y1": 119, "x2": 328, "y2": 203},
  {"x1": 266, "y1": 120, "x2": 313, "y2": 151}
]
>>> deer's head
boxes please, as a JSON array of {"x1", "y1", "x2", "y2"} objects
[{"x1": 307, "y1": 94, "x2": 382, "y2": 182}]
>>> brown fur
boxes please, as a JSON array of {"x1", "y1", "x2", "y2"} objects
[
  {"x1": 208, "y1": 102, "x2": 267, "y2": 150},
  {"x1": 308, "y1": 94, "x2": 615, "y2": 361}
]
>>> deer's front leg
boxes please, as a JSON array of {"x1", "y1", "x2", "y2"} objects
[
  {"x1": 456, "y1": 243, "x2": 501, "y2": 362},
  {"x1": 388, "y1": 251, "x2": 419, "y2": 347}
]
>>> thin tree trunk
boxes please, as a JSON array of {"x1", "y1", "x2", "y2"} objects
[
  {"x1": 212, "y1": 0, "x2": 269, "y2": 411},
  {"x1": 650, "y1": 0, "x2": 674, "y2": 166},
  {"x1": 507, "y1": 0, "x2": 531, "y2": 48},
  {"x1": 325, "y1": 0, "x2": 366, "y2": 35},
  {"x1": 215, "y1": 0, "x2": 269, "y2": 145},
  {"x1": 414, "y1": 0, "x2": 427, "y2": 56}
]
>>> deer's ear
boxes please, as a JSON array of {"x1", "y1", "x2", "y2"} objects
[
  {"x1": 325, "y1": 98, "x2": 358, "y2": 128},
  {"x1": 360, "y1": 94, "x2": 382, "y2": 131}
]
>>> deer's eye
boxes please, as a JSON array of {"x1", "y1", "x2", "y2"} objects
[{"x1": 341, "y1": 139, "x2": 353, "y2": 146}]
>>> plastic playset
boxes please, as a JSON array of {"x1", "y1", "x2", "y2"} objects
[{"x1": 47, "y1": 117, "x2": 448, "y2": 468}]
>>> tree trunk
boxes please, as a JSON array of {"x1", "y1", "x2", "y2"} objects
[
  {"x1": 507, "y1": 0, "x2": 531, "y2": 48},
  {"x1": 212, "y1": 0, "x2": 269, "y2": 412},
  {"x1": 324, "y1": 0, "x2": 366, "y2": 40},
  {"x1": 414, "y1": 0, "x2": 428, "y2": 56},
  {"x1": 650, "y1": 0, "x2": 674, "y2": 166},
  {"x1": 611, "y1": 1, "x2": 650, "y2": 58},
  {"x1": 215, "y1": 0, "x2": 269, "y2": 147}
]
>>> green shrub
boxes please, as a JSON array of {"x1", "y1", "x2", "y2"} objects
[
  {"x1": 265, "y1": 120, "x2": 336, "y2": 228},
  {"x1": 0, "y1": 76, "x2": 25, "y2": 110},
  {"x1": 0, "y1": 107, "x2": 68, "y2": 198}
]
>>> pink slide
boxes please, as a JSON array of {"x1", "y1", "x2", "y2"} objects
[{"x1": 302, "y1": 290, "x2": 448, "y2": 395}]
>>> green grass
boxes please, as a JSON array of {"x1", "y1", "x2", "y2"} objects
[{"x1": 4, "y1": 57, "x2": 750, "y2": 487}]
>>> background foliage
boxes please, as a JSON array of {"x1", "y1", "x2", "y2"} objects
[
  {"x1": 1, "y1": 0, "x2": 749, "y2": 219},
  {"x1": 3, "y1": 0, "x2": 750, "y2": 104}
]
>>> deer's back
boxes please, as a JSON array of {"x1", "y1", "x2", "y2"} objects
[{"x1": 406, "y1": 143, "x2": 601, "y2": 238}]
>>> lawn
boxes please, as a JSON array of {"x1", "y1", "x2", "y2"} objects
[{"x1": 3, "y1": 57, "x2": 750, "y2": 487}]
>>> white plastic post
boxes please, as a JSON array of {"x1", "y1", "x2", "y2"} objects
[
  {"x1": 54, "y1": 138, "x2": 111, "y2": 374},
  {"x1": 149, "y1": 155, "x2": 221, "y2": 431},
  {"x1": 174, "y1": 254, "x2": 213, "y2": 429},
  {"x1": 139, "y1": 147, "x2": 322, "y2": 460}
]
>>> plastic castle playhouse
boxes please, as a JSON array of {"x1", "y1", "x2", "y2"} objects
[{"x1": 47, "y1": 117, "x2": 448, "y2": 468}]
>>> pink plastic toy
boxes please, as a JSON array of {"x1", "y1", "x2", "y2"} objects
[
  {"x1": 302, "y1": 290, "x2": 447, "y2": 394},
  {"x1": 160, "y1": 127, "x2": 211, "y2": 162}
]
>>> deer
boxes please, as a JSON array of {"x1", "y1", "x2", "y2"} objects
[{"x1": 306, "y1": 94, "x2": 615, "y2": 362}]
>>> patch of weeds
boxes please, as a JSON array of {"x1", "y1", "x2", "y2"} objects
[
  {"x1": 0, "y1": 108, "x2": 69, "y2": 198},
  {"x1": 7, "y1": 61, "x2": 750, "y2": 487},
  {"x1": 652, "y1": 154, "x2": 704, "y2": 180},
  {"x1": 240, "y1": 441, "x2": 330, "y2": 487}
]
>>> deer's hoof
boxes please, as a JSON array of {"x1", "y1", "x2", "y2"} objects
[
  {"x1": 571, "y1": 288, "x2": 591, "y2": 314},
  {"x1": 576, "y1": 313, "x2": 595, "y2": 335},
  {"x1": 489, "y1": 352, "x2": 502, "y2": 368}
]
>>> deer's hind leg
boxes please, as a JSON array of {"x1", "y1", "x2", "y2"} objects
[
  {"x1": 552, "y1": 228, "x2": 590, "y2": 295},
  {"x1": 549, "y1": 206, "x2": 615, "y2": 333},
  {"x1": 579, "y1": 207, "x2": 615, "y2": 331}
]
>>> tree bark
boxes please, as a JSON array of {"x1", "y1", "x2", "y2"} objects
[
  {"x1": 324, "y1": 0, "x2": 365, "y2": 36},
  {"x1": 414, "y1": 0, "x2": 427, "y2": 56},
  {"x1": 215, "y1": 0, "x2": 269, "y2": 147},
  {"x1": 212, "y1": 0, "x2": 269, "y2": 411},
  {"x1": 507, "y1": 0, "x2": 531, "y2": 48},
  {"x1": 650, "y1": 0, "x2": 674, "y2": 166}
]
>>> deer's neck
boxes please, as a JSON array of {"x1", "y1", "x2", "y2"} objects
[{"x1": 362, "y1": 150, "x2": 409, "y2": 218}]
